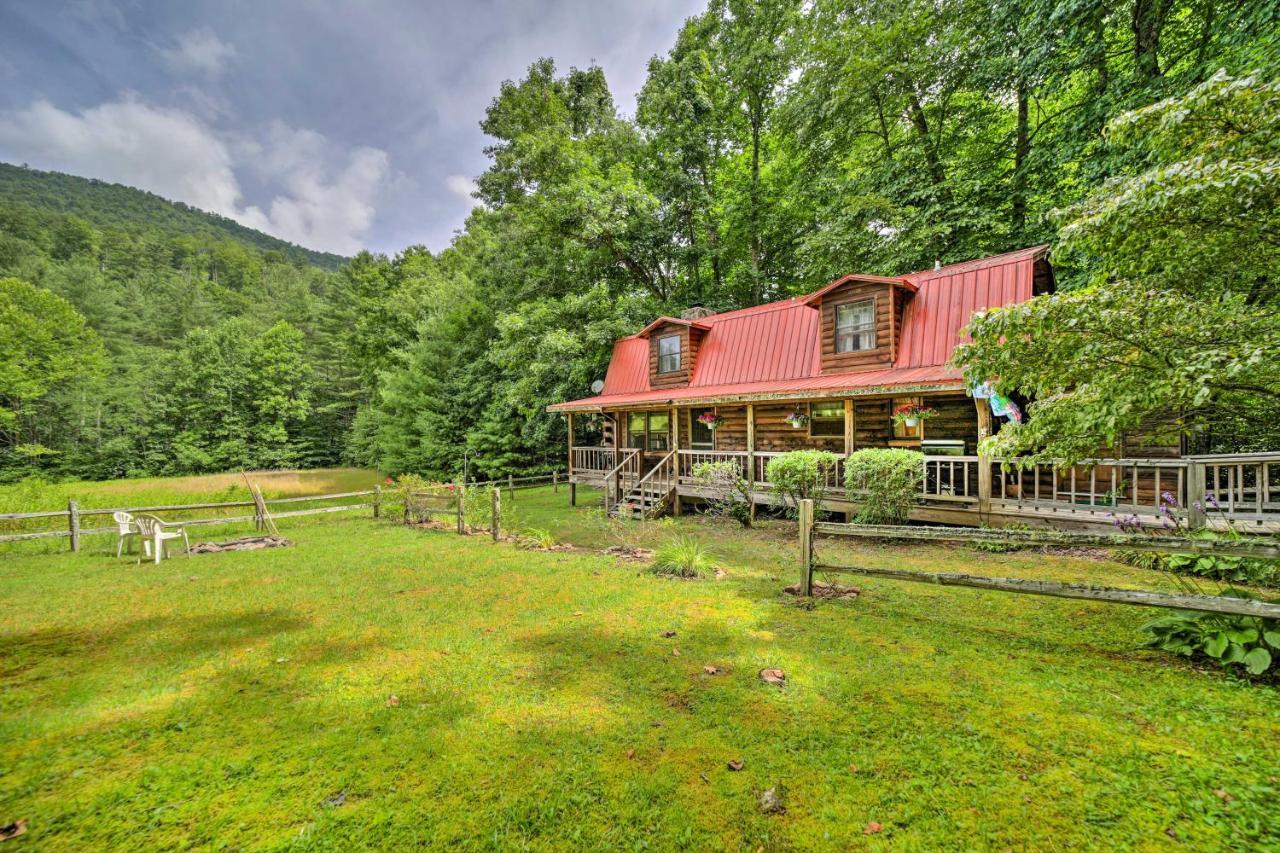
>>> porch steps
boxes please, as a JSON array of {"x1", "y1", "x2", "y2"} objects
[{"x1": 611, "y1": 486, "x2": 674, "y2": 520}]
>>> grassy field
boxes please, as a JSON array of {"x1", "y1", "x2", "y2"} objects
[
  {"x1": 2, "y1": 484, "x2": 1279, "y2": 849},
  {"x1": 0, "y1": 467, "x2": 382, "y2": 513},
  {"x1": 0, "y1": 468, "x2": 383, "y2": 553}
]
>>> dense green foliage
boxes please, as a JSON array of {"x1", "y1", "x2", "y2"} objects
[
  {"x1": 956, "y1": 72, "x2": 1280, "y2": 460},
  {"x1": 0, "y1": 163, "x2": 345, "y2": 269},
  {"x1": 3, "y1": 0, "x2": 1276, "y2": 482},
  {"x1": 1145, "y1": 604, "x2": 1280, "y2": 677},
  {"x1": 844, "y1": 448, "x2": 925, "y2": 524},
  {"x1": 765, "y1": 449, "x2": 840, "y2": 513}
]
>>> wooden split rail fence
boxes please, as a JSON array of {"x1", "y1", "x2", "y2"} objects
[
  {"x1": 0, "y1": 489, "x2": 386, "y2": 550},
  {"x1": 795, "y1": 499, "x2": 1280, "y2": 620}
]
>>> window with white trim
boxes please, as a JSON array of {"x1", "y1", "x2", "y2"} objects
[
  {"x1": 835, "y1": 299, "x2": 876, "y2": 352},
  {"x1": 657, "y1": 335, "x2": 681, "y2": 373}
]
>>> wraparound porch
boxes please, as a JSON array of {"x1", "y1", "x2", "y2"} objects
[{"x1": 566, "y1": 446, "x2": 1280, "y2": 534}]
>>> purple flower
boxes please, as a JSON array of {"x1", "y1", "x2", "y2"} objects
[{"x1": 1205, "y1": 493, "x2": 1219, "y2": 508}]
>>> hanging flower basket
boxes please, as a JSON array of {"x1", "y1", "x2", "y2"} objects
[
  {"x1": 697, "y1": 411, "x2": 724, "y2": 430},
  {"x1": 784, "y1": 410, "x2": 808, "y2": 429},
  {"x1": 892, "y1": 403, "x2": 938, "y2": 429}
]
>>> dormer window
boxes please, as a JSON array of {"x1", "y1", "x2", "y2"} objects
[
  {"x1": 835, "y1": 299, "x2": 876, "y2": 353},
  {"x1": 657, "y1": 335, "x2": 681, "y2": 373}
]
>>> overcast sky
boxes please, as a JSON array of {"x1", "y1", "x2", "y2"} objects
[{"x1": 0, "y1": 0, "x2": 704, "y2": 255}]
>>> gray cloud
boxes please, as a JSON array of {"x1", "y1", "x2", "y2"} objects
[
  {"x1": 0, "y1": 0, "x2": 705, "y2": 255},
  {"x1": 160, "y1": 29, "x2": 237, "y2": 78}
]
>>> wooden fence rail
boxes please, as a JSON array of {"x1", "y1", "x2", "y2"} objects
[
  {"x1": 0, "y1": 490, "x2": 379, "y2": 549},
  {"x1": 797, "y1": 499, "x2": 1280, "y2": 619}
]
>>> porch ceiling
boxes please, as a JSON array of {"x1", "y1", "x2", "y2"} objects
[{"x1": 546, "y1": 365, "x2": 965, "y2": 412}]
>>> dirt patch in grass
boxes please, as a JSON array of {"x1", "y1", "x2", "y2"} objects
[
  {"x1": 783, "y1": 580, "x2": 861, "y2": 599},
  {"x1": 602, "y1": 545, "x2": 654, "y2": 561}
]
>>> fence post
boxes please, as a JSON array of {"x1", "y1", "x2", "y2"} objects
[
  {"x1": 553, "y1": 470, "x2": 559, "y2": 493},
  {"x1": 68, "y1": 500, "x2": 80, "y2": 553},
  {"x1": 508, "y1": 473, "x2": 514, "y2": 504},
  {"x1": 1186, "y1": 462, "x2": 1207, "y2": 530},
  {"x1": 491, "y1": 487, "x2": 501, "y2": 542},
  {"x1": 373, "y1": 485, "x2": 381, "y2": 519},
  {"x1": 798, "y1": 498, "x2": 814, "y2": 596},
  {"x1": 455, "y1": 480, "x2": 465, "y2": 534}
]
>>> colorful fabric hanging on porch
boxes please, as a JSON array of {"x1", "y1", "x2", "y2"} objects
[{"x1": 988, "y1": 390, "x2": 1023, "y2": 423}]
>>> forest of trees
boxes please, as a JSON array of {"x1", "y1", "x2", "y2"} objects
[{"x1": 1, "y1": 0, "x2": 1277, "y2": 483}]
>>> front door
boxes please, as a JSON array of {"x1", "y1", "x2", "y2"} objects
[{"x1": 626, "y1": 410, "x2": 672, "y2": 473}]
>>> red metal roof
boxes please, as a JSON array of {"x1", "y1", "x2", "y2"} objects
[{"x1": 551, "y1": 245, "x2": 1048, "y2": 411}]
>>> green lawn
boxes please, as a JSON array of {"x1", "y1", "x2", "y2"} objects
[{"x1": 2, "y1": 485, "x2": 1278, "y2": 849}]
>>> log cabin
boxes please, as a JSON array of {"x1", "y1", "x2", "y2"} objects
[{"x1": 548, "y1": 246, "x2": 1280, "y2": 532}]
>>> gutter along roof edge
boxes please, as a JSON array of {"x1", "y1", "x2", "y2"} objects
[{"x1": 546, "y1": 379, "x2": 968, "y2": 413}]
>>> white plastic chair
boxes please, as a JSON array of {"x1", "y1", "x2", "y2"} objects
[
  {"x1": 113, "y1": 511, "x2": 140, "y2": 559},
  {"x1": 133, "y1": 514, "x2": 191, "y2": 564}
]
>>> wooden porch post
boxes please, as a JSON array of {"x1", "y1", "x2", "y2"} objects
[
  {"x1": 843, "y1": 398, "x2": 854, "y2": 455},
  {"x1": 746, "y1": 403, "x2": 757, "y2": 522},
  {"x1": 671, "y1": 406, "x2": 681, "y2": 516},
  {"x1": 567, "y1": 412, "x2": 576, "y2": 507},
  {"x1": 975, "y1": 397, "x2": 993, "y2": 518}
]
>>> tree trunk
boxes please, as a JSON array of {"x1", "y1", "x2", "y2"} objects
[
  {"x1": 1012, "y1": 77, "x2": 1030, "y2": 240},
  {"x1": 1131, "y1": 0, "x2": 1173, "y2": 78},
  {"x1": 749, "y1": 110, "x2": 762, "y2": 305}
]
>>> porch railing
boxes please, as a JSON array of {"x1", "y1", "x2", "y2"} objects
[
  {"x1": 600, "y1": 445, "x2": 1280, "y2": 529},
  {"x1": 571, "y1": 446, "x2": 630, "y2": 475},
  {"x1": 600, "y1": 449, "x2": 642, "y2": 515}
]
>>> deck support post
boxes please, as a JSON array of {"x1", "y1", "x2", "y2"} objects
[
  {"x1": 566, "y1": 412, "x2": 575, "y2": 505},
  {"x1": 975, "y1": 397, "x2": 993, "y2": 519},
  {"x1": 843, "y1": 398, "x2": 854, "y2": 455},
  {"x1": 746, "y1": 403, "x2": 757, "y2": 522}
]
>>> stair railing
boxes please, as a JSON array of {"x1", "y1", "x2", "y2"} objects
[
  {"x1": 629, "y1": 450, "x2": 677, "y2": 517},
  {"x1": 602, "y1": 449, "x2": 642, "y2": 515}
]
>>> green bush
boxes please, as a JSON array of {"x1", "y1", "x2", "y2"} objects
[
  {"x1": 1145, "y1": 598, "x2": 1280, "y2": 676},
  {"x1": 765, "y1": 450, "x2": 840, "y2": 515},
  {"x1": 690, "y1": 460, "x2": 753, "y2": 527},
  {"x1": 651, "y1": 535, "x2": 714, "y2": 578},
  {"x1": 1117, "y1": 533, "x2": 1280, "y2": 588},
  {"x1": 844, "y1": 448, "x2": 924, "y2": 524}
]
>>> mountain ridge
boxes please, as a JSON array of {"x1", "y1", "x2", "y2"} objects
[{"x1": 0, "y1": 161, "x2": 349, "y2": 269}]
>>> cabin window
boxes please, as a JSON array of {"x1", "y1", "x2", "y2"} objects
[
  {"x1": 834, "y1": 299, "x2": 876, "y2": 353},
  {"x1": 628, "y1": 411, "x2": 670, "y2": 451},
  {"x1": 809, "y1": 401, "x2": 845, "y2": 437},
  {"x1": 690, "y1": 408, "x2": 715, "y2": 449},
  {"x1": 647, "y1": 412, "x2": 670, "y2": 451},
  {"x1": 657, "y1": 335, "x2": 681, "y2": 374},
  {"x1": 627, "y1": 412, "x2": 647, "y2": 449}
]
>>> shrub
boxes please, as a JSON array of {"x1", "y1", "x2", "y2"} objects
[
  {"x1": 690, "y1": 460, "x2": 753, "y2": 527},
  {"x1": 1144, "y1": 599, "x2": 1280, "y2": 676},
  {"x1": 844, "y1": 448, "x2": 923, "y2": 524},
  {"x1": 766, "y1": 450, "x2": 840, "y2": 515},
  {"x1": 516, "y1": 527, "x2": 556, "y2": 549},
  {"x1": 394, "y1": 474, "x2": 457, "y2": 524},
  {"x1": 651, "y1": 535, "x2": 714, "y2": 578},
  {"x1": 1116, "y1": 532, "x2": 1280, "y2": 588}
]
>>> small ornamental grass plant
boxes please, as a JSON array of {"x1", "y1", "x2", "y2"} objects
[
  {"x1": 651, "y1": 534, "x2": 714, "y2": 578},
  {"x1": 844, "y1": 448, "x2": 924, "y2": 524}
]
